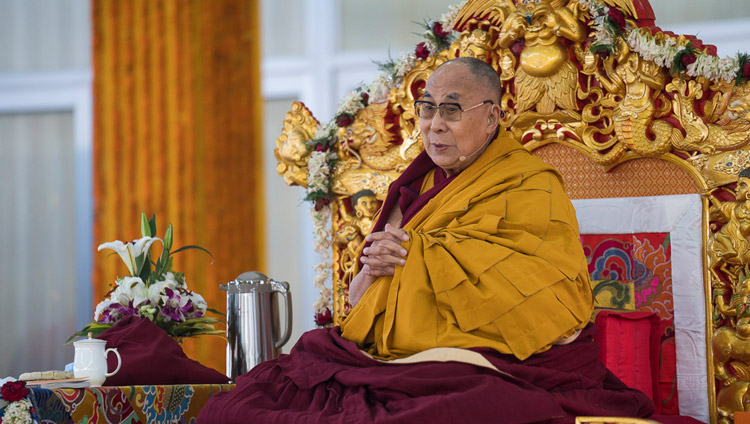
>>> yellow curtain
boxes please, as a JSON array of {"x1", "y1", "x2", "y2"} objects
[{"x1": 92, "y1": 0, "x2": 264, "y2": 373}]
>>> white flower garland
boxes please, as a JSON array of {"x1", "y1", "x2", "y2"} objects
[
  {"x1": 306, "y1": 1, "x2": 465, "y2": 320},
  {"x1": 307, "y1": 149, "x2": 336, "y2": 318},
  {"x1": 581, "y1": 0, "x2": 743, "y2": 83},
  {"x1": 1, "y1": 398, "x2": 33, "y2": 424}
]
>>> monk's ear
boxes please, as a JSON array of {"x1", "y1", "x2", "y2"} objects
[{"x1": 486, "y1": 104, "x2": 503, "y2": 134}]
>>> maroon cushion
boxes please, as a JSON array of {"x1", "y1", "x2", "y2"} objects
[{"x1": 99, "y1": 316, "x2": 229, "y2": 386}]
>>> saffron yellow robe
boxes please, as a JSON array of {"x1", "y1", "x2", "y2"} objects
[{"x1": 340, "y1": 131, "x2": 593, "y2": 361}]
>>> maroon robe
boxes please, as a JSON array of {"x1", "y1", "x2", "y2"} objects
[{"x1": 197, "y1": 325, "x2": 670, "y2": 423}]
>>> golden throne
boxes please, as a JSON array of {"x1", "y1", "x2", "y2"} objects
[{"x1": 275, "y1": 0, "x2": 750, "y2": 422}]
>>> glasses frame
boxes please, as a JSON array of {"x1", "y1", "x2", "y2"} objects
[{"x1": 414, "y1": 99, "x2": 493, "y2": 121}]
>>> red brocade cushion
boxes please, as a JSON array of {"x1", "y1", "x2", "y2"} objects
[{"x1": 595, "y1": 310, "x2": 661, "y2": 413}]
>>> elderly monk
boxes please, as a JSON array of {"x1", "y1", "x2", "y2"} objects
[
  {"x1": 197, "y1": 57, "x2": 655, "y2": 424},
  {"x1": 344, "y1": 57, "x2": 592, "y2": 361}
]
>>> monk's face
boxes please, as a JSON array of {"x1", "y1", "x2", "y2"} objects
[{"x1": 419, "y1": 63, "x2": 499, "y2": 176}]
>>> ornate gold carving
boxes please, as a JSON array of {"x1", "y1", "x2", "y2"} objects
[
  {"x1": 497, "y1": 0, "x2": 585, "y2": 115},
  {"x1": 708, "y1": 177, "x2": 750, "y2": 282},
  {"x1": 580, "y1": 42, "x2": 680, "y2": 164},
  {"x1": 669, "y1": 79, "x2": 750, "y2": 154},
  {"x1": 453, "y1": 0, "x2": 516, "y2": 30},
  {"x1": 716, "y1": 377, "x2": 750, "y2": 424},
  {"x1": 331, "y1": 190, "x2": 382, "y2": 321},
  {"x1": 332, "y1": 100, "x2": 423, "y2": 200},
  {"x1": 710, "y1": 172, "x2": 750, "y2": 423},
  {"x1": 274, "y1": 101, "x2": 319, "y2": 187}
]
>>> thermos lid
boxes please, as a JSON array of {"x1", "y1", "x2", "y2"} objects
[{"x1": 220, "y1": 271, "x2": 289, "y2": 293}]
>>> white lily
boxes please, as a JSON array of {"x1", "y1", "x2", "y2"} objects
[
  {"x1": 147, "y1": 277, "x2": 176, "y2": 304},
  {"x1": 98, "y1": 237, "x2": 162, "y2": 276},
  {"x1": 161, "y1": 271, "x2": 182, "y2": 288},
  {"x1": 113, "y1": 276, "x2": 149, "y2": 307}
]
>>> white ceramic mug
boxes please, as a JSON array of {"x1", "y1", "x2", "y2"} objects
[{"x1": 73, "y1": 338, "x2": 122, "y2": 387}]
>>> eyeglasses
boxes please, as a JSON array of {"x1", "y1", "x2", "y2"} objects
[{"x1": 414, "y1": 100, "x2": 493, "y2": 121}]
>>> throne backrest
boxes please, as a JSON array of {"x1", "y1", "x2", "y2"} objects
[{"x1": 275, "y1": 1, "x2": 750, "y2": 422}]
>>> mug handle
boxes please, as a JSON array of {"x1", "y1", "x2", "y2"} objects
[
  {"x1": 105, "y1": 348, "x2": 122, "y2": 377},
  {"x1": 271, "y1": 280, "x2": 293, "y2": 349}
]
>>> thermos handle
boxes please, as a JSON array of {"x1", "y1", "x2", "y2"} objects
[{"x1": 272, "y1": 280, "x2": 293, "y2": 349}]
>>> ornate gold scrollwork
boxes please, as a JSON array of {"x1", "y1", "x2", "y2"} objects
[
  {"x1": 274, "y1": 101, "x2": 319, "y2": 187},
  {"x1": 332, "y1": 100, "x2": 421, "y2": 199},
  {"x1": 710, "y1": 171, "x2": 750, "y2": 423},
  {"x1": 331, "y1": 190, "x2": 382, "y2": 319}
]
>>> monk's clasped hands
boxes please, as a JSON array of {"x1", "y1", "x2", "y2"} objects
[{"x1": 360, "y1": 224, "x2": 410, "y2": 277}]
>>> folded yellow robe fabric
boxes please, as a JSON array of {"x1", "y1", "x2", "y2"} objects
[{"x1": 340, "y1": 131, "x2": 593, "y2": 361}]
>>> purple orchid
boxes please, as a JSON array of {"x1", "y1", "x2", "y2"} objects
[
  {"x1": 160, "y1": 287, "x2": 196, "y2": 322},
  {"x1": 98, "y1": 301, "x2": 138, "y2": 324}
]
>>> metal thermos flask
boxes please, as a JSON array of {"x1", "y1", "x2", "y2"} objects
[{"x1": 220, "y1": 271, "x2": 292, "y2": 380}]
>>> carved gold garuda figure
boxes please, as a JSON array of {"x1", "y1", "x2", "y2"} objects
[{"x1": 497, "y1": 0, "x2": 585, "y2": 115}]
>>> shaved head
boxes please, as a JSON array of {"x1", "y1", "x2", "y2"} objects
[{"x1": 434, "y1": 57, "x2": 502, "y2": 104}]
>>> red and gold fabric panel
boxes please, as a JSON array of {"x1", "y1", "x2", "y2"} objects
[{"x1": 92, "y1": 0, "x2": 263, "y2": 372}]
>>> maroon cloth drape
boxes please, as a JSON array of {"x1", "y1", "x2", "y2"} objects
[
  {"x1": 197, "y1": 325, "x2": 657, "y2": 424},
  {"x1": 99, "y1": 316, "x2": 229, "y2": 386}
]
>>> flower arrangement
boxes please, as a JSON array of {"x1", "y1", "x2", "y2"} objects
[
  {"x1": 68, "y1": 213, "x2": 224, "y2": 342},
  {"x1": 304, "y1": 2, "x2": 465, "y2": 324},
  {"x1": 0, "y1": 380, "x2": 35, "y2": 424}
]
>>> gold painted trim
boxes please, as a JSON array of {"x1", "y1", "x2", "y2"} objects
[
  {"x1": 575, "y1": 418, "x2": 662, "y2": 424},
  {"x1": 703, "y1": 194, "x2": 717, "y2": 424}
]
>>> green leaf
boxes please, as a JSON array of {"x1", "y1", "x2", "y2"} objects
[
  {"x1": 206, "y1": 308, "x2": 226, "y2": 317},
  {"x1": 172, "y1": 245, "x2": 214, "y2": 262},
  {"x1": 141, "y1": 212, "x2": 152, "y2": 237},
  {"x1": 148, "y1": 214, "x2": 157, "y2": 238}
]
